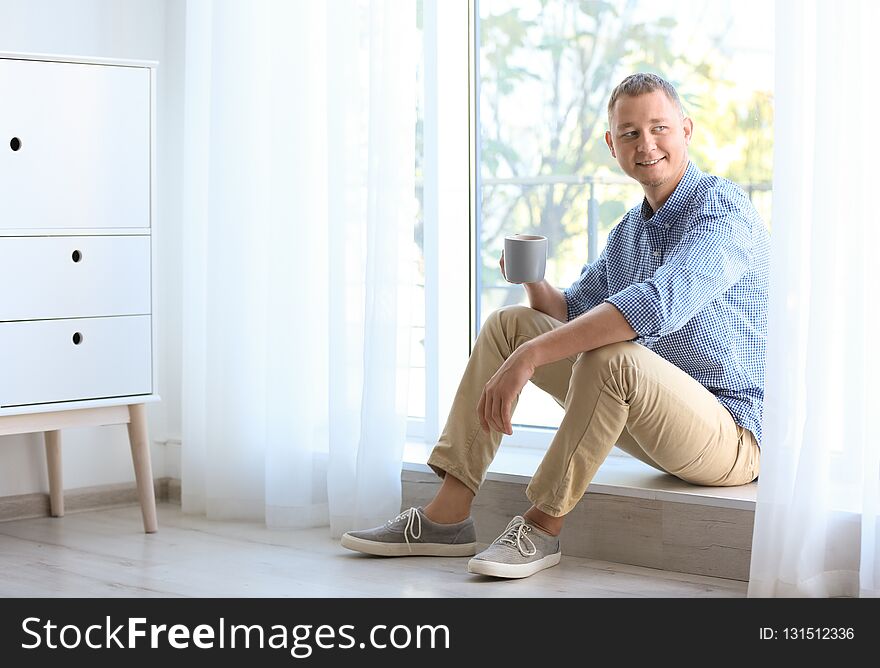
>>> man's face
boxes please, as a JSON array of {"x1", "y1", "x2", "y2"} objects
[{"x1": 605, "y1": 90, "x2": 693, "y2": 190}]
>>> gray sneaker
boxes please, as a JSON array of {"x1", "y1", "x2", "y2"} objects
[
  {"x1": 467, "y1": 515, "x2": 561, "y2": 578},
  {"x1": 341, "y1": 506, "x2": 477, "y2": 557}
]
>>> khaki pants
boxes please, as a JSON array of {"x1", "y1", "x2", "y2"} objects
[{"x1": 427, "y1": 305, "x2": 760, "y2": 517}]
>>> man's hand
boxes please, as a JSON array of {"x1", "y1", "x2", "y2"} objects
[{"x1": 477, "y1": 345, "x2": 537, "y2": 436}]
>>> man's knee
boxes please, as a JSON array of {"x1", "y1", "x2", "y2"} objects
[
  {"x1": 573, "y1": 340, "x2": 643, "y2": 373},
  {"x1": 483, "y1": 304, "x2": 536, "y2": 333}
]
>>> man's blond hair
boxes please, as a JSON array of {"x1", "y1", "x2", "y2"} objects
[{"x1": 607, "y1": 73, "x2": 684, "y2": 122}]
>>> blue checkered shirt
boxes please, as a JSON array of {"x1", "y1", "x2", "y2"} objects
[{"x1": 563, "y1": 161, "x2": 769, "y2": 447}]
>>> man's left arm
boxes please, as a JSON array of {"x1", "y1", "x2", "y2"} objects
[
  {"x1": 526, "y1": 302, "x2": 637, "y2": 366},
  {"x1": 478, "y1": 302, "x2": 637, "y2": 435}
]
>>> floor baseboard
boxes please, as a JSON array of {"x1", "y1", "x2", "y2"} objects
[{"x1": 0, "y1": 478, "x2": 181, "y2": 523}]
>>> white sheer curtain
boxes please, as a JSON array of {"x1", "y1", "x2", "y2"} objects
[
  {"x1": 749, "y1": 0, "x2": 880, "y2": 597},
  {"x1": 180, "y1": 0, "x2": 415, "y2": 536}
]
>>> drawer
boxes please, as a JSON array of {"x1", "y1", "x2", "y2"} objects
[
  {"x1": 0, "y1": 315, "x2": 151, "y2": 407},
  {"x1": 0, "y1": 58, "x2": 150, "y2": 230},
  {"x1": 0, "y1": 236, "x2": 150, "y2": 321}
]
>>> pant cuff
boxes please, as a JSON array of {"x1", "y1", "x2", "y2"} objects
[
  {"x1": 525, "y1": 484, "x2": 571, "y2": 518},
  {"x1": 425, "y1": 455, "x2": 481, "y2": 497}
]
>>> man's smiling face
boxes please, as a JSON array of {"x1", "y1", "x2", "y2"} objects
[{"x1": 605, "y1": 90, "x2": 693, "y2": 193}]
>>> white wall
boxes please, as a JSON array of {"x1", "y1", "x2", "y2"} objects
[{"x1": 0, "y1": 0, "x2": 184, "y2": 495}]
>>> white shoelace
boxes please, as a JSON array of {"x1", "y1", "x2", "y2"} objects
[
  {"x1": 385, "y1": 506, "x2": 422, "y2": 552},
  {"x1": 493, "y1": 516, "x2": 536, "y2": 556}
]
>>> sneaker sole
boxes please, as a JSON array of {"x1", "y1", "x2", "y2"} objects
[
  {"x1": 467, "y1": 551, "x2": 562, "y2": 578},
  {"x1": 341, "y1": 533, "x2": 477, "y2": 557}
]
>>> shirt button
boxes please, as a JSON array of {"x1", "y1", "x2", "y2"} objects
[
  {"x1": 664, "y1": 224, "x2": 670, "y2": 229},
  {"x1": 653, "y1": 251, "x2": 660, "y2": 258}
]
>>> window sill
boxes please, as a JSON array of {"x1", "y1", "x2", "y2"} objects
[{"x1": 403, "y1": 440, "x2": 757, "y2": 511}]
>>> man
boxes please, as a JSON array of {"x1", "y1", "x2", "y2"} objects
[{"x1": 341, "y1": 73, "x2": 769, "y2": 580}]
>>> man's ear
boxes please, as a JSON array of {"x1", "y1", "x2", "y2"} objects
[
  {"x1": 683, "y1": 117, "x2": 694, "y2": 146},
  {"x1": 605, "y1": 130, "x2": 616, "y2": 158}
]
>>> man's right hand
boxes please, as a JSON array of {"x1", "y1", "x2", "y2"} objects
[{"x1": 501, "y1": 251, "x2": 567, "y2": 321}]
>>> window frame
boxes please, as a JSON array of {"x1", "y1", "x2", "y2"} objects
[{"x1": 409, "y1": 0, "x2": 562, "y2": 454}]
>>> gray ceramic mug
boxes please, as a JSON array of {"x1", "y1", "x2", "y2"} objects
[{"x1": 503, "y1": 234, "x2": 547, "y2": 284}]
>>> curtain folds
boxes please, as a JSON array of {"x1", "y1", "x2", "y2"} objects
[
  {"x1": 180, "y1": 0, "x2": 415, "y2": 537},
  {"x1": 748, "y1": 0, "x2": 879, "y2": 597}
]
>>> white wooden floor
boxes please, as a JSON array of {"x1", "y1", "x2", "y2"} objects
[{"x1": 0, "y1": 504, "x2": 747, "y2": 598}]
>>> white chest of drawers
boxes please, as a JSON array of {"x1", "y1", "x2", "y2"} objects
[{"x1": 0, "y1": 52, "x2": 160, "y2": 533}]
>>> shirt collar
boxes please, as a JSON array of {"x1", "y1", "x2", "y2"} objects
[{"x1": 639, "y1": 160, "x2": 703, "y2": 227}]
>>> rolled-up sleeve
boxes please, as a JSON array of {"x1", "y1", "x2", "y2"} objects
[{"x1": 605, "y1": 191, "x2": 752, "y2": 338}]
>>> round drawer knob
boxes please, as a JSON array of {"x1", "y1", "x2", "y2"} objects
[
  {"x1": 72, "y1": 250, "x2": 82, "y2": 262},
  {"x1": 10, "y1": 137, "x2": 21, "y2": 151},
  {"x1": 72, "y1": 332, "x2": 83, "y2": 345}
]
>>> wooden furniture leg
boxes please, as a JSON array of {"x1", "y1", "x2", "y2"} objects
[
  {"x1": 44, "y1": 429, "x2": 64, "y2": 517},
  {"x1": 127, "y1": 403, "x2": 158, "y2": 533},
  {"x1": 3, "y1": 405, "x2": 157, "y2": 532}
]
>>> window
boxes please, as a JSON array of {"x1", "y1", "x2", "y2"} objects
[{"x1": 409, "y1": 1, "x2": 773, "y2": 459}]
